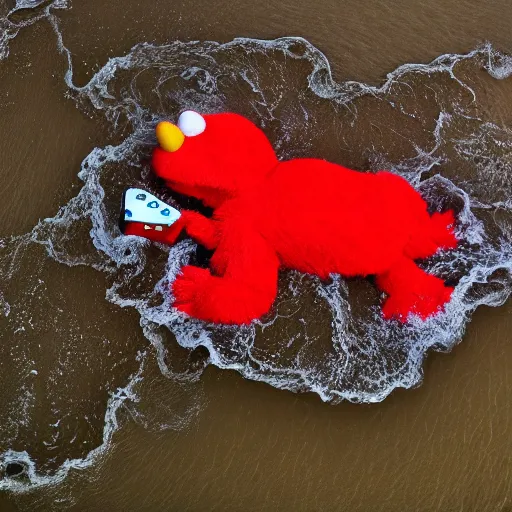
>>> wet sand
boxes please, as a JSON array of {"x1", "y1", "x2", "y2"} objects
[
  {"x1": 5, "y1": 302, "x2": 512, "y2": 511},
  {"x1": 65, "y1": 305, "x2": 512, "y2": 511},
  {"x1": 1, "y1": 0, "x2": 512, "y2": 510}
]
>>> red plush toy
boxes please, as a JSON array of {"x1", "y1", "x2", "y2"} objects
[{"x1": 123, "y1": 111, "x2": 457, "y2": 325}]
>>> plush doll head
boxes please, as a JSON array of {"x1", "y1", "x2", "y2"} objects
[{"x1": 152, "y1": 111, "x2": 278, "y2": 207}]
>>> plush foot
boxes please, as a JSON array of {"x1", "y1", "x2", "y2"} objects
[
  {"x1": 381, "y1": 277, "x2": 453, "y2": 322},
  {"x1": 377, "y1": 257, "x2": 454, "y2": 323}
]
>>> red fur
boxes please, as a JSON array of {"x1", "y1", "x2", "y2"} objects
[{"x1": 126, "y1": 113, "x2": 458, "y2": 324}]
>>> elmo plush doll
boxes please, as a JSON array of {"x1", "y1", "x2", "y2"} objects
[{"x1": 123, "y1": 111, "x2": 457, "y2": 325}]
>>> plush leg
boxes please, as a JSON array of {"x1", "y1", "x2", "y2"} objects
[
  {"x1": 376, "y1": 257, "x2": 453, "y2": 322},
  {"x1": 172, "y1": 230, "x2": 279, "y2": 324}
]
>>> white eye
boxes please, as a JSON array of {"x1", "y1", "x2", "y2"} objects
[{"x1": 177, "y1": 110, "x2": 206, "y2": 137}]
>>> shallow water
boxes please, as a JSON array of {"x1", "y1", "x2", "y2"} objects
[{"x1": 0, "y1": 0, "x2": 512, "y2": 510}]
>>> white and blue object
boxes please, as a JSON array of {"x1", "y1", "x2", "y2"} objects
[{"x1": 123, "y1": 188, "x2": 181, "y2": 226}]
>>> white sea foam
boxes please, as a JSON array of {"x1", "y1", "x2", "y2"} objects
[
  {"x1": 0, "y1": 354, "x2": 145, "y2": 492},
  {"x1": 0, "y1": 0, "x2": 67, "y2": 60}
]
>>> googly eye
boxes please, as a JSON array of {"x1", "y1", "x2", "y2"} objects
[{"x1": 177, "y1": 110, "x2": 206, "y2": 137}]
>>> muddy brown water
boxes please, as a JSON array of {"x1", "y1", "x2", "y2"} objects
[{"x1": 0, "y1": 0, "x2": 512, "y2": 510}]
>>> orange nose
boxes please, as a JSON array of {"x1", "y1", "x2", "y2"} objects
[{"x1": 156, "y1": 121, "x2": 185, "y2": 152}]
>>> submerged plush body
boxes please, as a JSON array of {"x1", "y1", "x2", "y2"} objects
[{"x1": 124, "y1": 112, "x2": 457, "y2": 324}]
